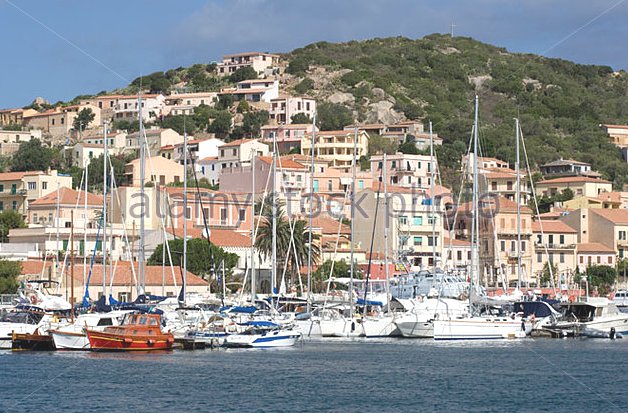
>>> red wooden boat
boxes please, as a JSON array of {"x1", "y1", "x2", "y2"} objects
[{"x1": 86, "y1": 313, "x2": 174, "y2": 351}]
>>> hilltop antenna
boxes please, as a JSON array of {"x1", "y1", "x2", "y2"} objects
[{"x1": 450, "y1": 22, "x2": 456, "y2": 37}]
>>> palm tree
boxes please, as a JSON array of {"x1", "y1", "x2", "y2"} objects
[{"x1": 255, "y1": 198, "x2": 320, "y2": 291}]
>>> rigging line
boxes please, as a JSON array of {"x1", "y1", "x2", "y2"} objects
[
  {"x1": 542, "y1": 0, "x2": 626, "y2": 56},
  {"x1": 363, "y1": 166, "x2": 384, "y2": 316},
  {"x1": 57, "y1": 172, "x2": 86, "y2": 292},
  {"x1": 4, "y1": 0, "x2": 129, "y2": 83},
  {"x1": 520, "y1": 125, "x2": 558, "y2": 294}
]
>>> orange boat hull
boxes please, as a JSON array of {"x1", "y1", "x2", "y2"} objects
[{"x1": 86, "y1": 329, "x2": 174, "y2": 351}]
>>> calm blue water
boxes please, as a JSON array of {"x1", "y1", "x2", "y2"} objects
[{"x1": 0, "y1": 338, "x2": 626, "y2": 413}]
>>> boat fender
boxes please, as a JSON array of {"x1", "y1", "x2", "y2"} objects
[
  {"x1": 123, "y1": 338, "x2": 133, "y2": 346},
  {"x1": 610, "y1": 327, "x2": 616, "y2": 340}
]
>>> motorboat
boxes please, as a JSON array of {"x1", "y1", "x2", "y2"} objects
[
  {"x1": 546, "y1": 297, "x2": 628, "y2": 337},
  {"x1": 224, "y1": 321, "x2": 301, "y2": 348},
  {"x1": 0, "y1": 305, "x2": 58, "y2": 349},
  {"x1": 49, "y1": 311, "x2": 131, "y2": 350},
  {"x1": 395, "y1": 297, "x2": 469, "y2": 338},
  {"x1": 86, "y1": 312, "x2": 174, "y2": 351}
]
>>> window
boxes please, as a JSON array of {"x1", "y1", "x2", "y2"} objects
[
  {"x1": 427, "y1": 215, "x2": 437, "y2": 225},
  {"x1": 560, "y1": 234, "x2": 565, "y2": 244},
  {"x1": 608, "y1": 256, "x2": 613, "y2": 264},
  {"x1": 428, "y1": 236, "x2": 437, "y2": 247},
  {"x1": 457, "y1": 251, "x2": 462, "y2": 261},
  {"x1": 417, "y1": 161, "x2": 421, "y2": 169},
  {"x1": 232, "y1": 149, "x2": 237, "y2": 156},
  {"x1": 511, "y1": 240, "x2": 516, "y2": 252},
  {"x1": 327, "y1": 180, "x2": 332, "y2": 191},
  {"x1": 0, "y1": 202, "x2": 4, "y2": 211},
  {"x1": 413, "y1": 216, "x2": 423, "y2": 226},
  {"x1": 500, "y1": 240, "x2": 505, "y2": 252},
  {"x1": 398, "y1": 216, "x2": 408, "y2": 225},
  {"x1": 413, "y1": 236, "x2": 422, "y2": 246},
  {"x1": 560, "y1": 253, "x2": 565, "y2": 263},
  {"x1": 220, "y1": 208, "x2": 227, "y2": 224},
  {"x1": 185, "y1": 207, "x2": 191, "y2": 219},
  {"x1": 597, "y1": 256, "x2": 601, "y2": 264},
  {"x1": 11, "y1": 184, "x2": 16, "y2": 194},
  {"x1": 11, "y1": 201, "x2": 17, "y2": 210},
  {"x1": 48, "y1": 213, "x2": 53, "y2": 222},
  {"x1": 522, "y1": 241, "x2": 526, "y2": 251},
  {"x1": 537, "y1": 234, "x2": 542, "y2": 244},
  {"x1": 27, "y1": 182, "x2": 36, "y2": 190},
  {"x1": 427, "y1": 162, "x2": 431, "y2": 173},
  {"x1": 378, "y1": 161, "x2": 382, "y2": 170},
  {"x1": 0, "y1": 184, "x2": 4, "y2": 192},
  {"x1": 239, "y1": 209, "x2": 246, "y2": 222},
  {"x1": 391, "y1": 161, "x2": 396, "y2": 169},
  {"x1": 491, "y1": 182, "x2": 497, "y2": 191},
  {"x1": 33, "y1": 213, "x2": 37, "y2": 222},
  {"x1": 358, "y1": 180, "x2": 364, "y2": 189},
  {"x1": 537, "y1": 253, "x2": 542, "y2": 263},
  {"x1": 221, "y1": 150, "x2": 225, "y2": 157},
  {"x1": 506, "y1": 181, "x2": 513, "y2": 190},
  {"x1": 579, "y1": 256, "x2": 583, "y2": 264},
  {"x1": 548, "y1": 234, "x2": 554, "y2": 244},
  {"x1": 620, "y1": 231, "x2": 627, "y2": 241}
]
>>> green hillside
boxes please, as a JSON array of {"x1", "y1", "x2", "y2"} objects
[{"x1": 284, "y1": 34, "x2": 628, "y2": 188}]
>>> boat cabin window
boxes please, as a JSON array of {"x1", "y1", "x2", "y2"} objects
[
  {"x1": 149, "y1": 318, "x2": 158, "y2": 326},
  {"x1": 139, "y1": 316, "x2": 148, "y2": 325},
  {"x1": 97, "y1": 318, "x2": 114, "y2": 326}
]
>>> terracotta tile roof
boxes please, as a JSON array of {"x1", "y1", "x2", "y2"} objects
[
  {"x1": 444, "y1": 237, "x2": 471, "y2": 247},
  {"x1": 20, "y1": 260, "x2": 53, "y2": 276},
  {"x1": 0, "y1": 171, "x2": 31, "y2": 181},
  {"x1": 537, "y1": 176, "x2": 611, "y2": 185},
  {"x1": 310, "y1": 215, "x2": 350, "y2": 235},
  {"x1": 281, "y1": 154, "x2": 329, "y2": 164},
  {"x1": 30, "y1": 187, "x2": 103, "y2": 207},
  {"x1": 199, "y1": 156, "x2": 218, "y2": 162},
  {"x1": 594, "y1": 191, "x2": 623, "y2": 203},
  {"x1": 601, "y1": 124, "x2": 628, "y2": 130},
  {"x1": 531, "y1": 220, "x2": 577, "y2": 233},
  {"x1": 219, "y1": 139, "x2": 255, "y2": 148},
  {"x1": 577, "y1": 242, "x2": 615, "y2": 253},
  {"x1": 590, "y1": 208, "x2": 628, "y2": 224},
  {"x1": 167, "y1": 226, "x2": 251, "y2": 248},
  {"x1": 258, "y1": 156, "x2": 306, "y2": 169},
  {"x1": 78, "y1": 262, "x2": 206, "y2": 286}
]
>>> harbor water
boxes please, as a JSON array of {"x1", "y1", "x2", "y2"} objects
[{"x1": 1, "y1": 338, "x2": 626, "y2": 412}]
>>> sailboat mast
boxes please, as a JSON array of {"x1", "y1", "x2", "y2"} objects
[
  {"x1": 271, "y1": 128, "x2": 278, "y2": 294},
  {"x1": 430, "y1": 121, "x2": 436, "y2": 274},
  {"x1": 70, "y1": 210, "x2": 75, "y2": 322},
  {"x1": 83, "y1": 140, "x2": 88, "y2": 287},
  {"x1": 183, "y1": 123, "x2": 188, "y2": 307},
  {"x1": 471, "y1": 96, "x2": 479, "y2": 300},
  {"x1": 102, "y1": 121, "x2": 108, "y2": 299},
  {"x1": 250, "y1": 152, "x2": 256, "y2": 301},
  {"x1": 307, "y1": 114, "x2": 316, "y2": 313},
  {"x1": 138, "y1": 96, "x2": 146, "y2": 295},
  {"x1": 349, "y1": 127, "x2": 358, "y2": 319},
  {"x1": 383, "y1": 153, "x2": 390, "y2": 311},
  {"x1": 515, "y1": 118, "x2": 522, "y2": 291}
]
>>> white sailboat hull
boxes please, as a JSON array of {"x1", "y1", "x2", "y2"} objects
[
  {"x1": 293, "y1": 319, "x2": 322, "y2": 338},
  {"x1": 434, "y1": 317, "x2": 527, "y2": 340},
  {"x1": 359, "y1": 316, "x2": 399, "y2": 337},
  {"x1": 396, "y1": 320, "x2": 434, "y2": 338}
]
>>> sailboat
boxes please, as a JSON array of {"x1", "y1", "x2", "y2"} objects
[{"x1": 433, "y1": 97, "x2": 527, "y2": 340}]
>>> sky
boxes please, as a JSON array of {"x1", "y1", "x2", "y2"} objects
[{"x1": 1, "y1": 0, "x2": 627, "y2": 108}]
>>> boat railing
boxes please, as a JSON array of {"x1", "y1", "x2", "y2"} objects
[{"x1": 0, "y1": 294, "x2": 17, "y2": 306}]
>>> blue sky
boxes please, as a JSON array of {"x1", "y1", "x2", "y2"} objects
[{"x1": 1, "y1": 0, "x2": 627, "y2": 108}]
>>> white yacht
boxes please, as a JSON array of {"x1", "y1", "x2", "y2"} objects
[
  {"x1": 433, "y1": 315, "x2": 528, "y2": 340},
  {"x1": 550, "y1": 297, "x2": 628, "y2": 336},
  {"x1": 0, "y1": 306, "x2": 55, "y2": 349},
  {"x1": 395, "y1": 297, "x2": 470, "y2": 338}
]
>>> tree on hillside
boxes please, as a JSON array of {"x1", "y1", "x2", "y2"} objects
[
  {"x1": 208, "y1": 111, "x2": 232, "y2": 137},
  {"x1": 242, "y1": 110, "x2": 269, "y2": 136},
  {"x1": 0, "y1": 210, "x2": 26, "y2": 242},
  {"x1": 73, "y1": 108, "x2": 95, "y2": 131},
  {"x1": 160, "y1": 115, "x2": 195, "y2": 135},
  {"x1": 147, "y1": 238, "x2": 239, "y2": 279},
  {"x1": 131, "y1": 71, "x2": 171, "y2": 94},
  {"x1": 87, "y1": 154, "x2": 129, "y2": 191},
  {"x1": 229, "y1": 66, "x2": 258, "y2": 83},
  {"x1": 366, "y1": 134, "x2": 396, "y2": 155},
  {"x1": 0, "y1": 259, "x2": 21, "y2": 294},
  {"x1": 316, "y1": 102, "x2": 353, "y2": 131},
  {"x1": 290, "y1": 113, "x2": 312, "y2": 124},
  {"x1": 398, "y1": 140, "x2": 420, "y2": 155},
  {"x1": 11, "y1": 139, "x2": 53, "y2": 172}
]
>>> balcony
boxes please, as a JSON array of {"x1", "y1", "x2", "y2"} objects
[{"x1": 535, "y1": 243, "x2": 576, "y2": 250}]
